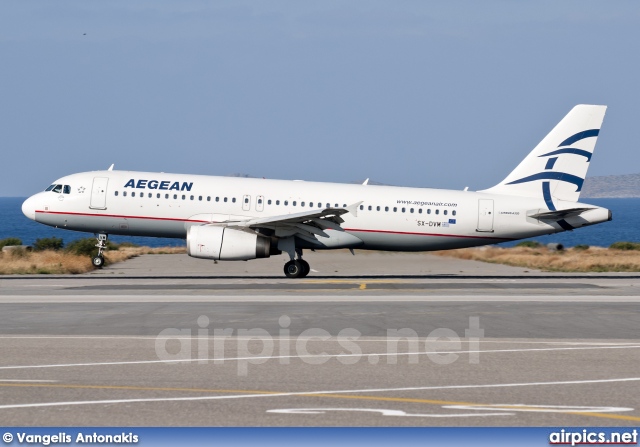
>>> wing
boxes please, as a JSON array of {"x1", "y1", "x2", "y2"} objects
[{"x1": 228, "y1": 202, "x2": 362, "y2": 244}]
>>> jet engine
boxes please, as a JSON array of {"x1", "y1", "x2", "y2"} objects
[{"x1": 187, "y1": 225, "x2": 271, "y2": 261}]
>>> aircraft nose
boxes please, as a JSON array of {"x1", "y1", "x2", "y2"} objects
[{"x1": 22, "y1": 195, "x2": 37, "y2": 221}]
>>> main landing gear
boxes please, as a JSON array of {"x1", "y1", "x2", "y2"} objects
[
  {"x1": 283, "y1": 248, "x2": 310, "y2": 278},
  {"x1": 283, "y1": 259, "x2": 310, "y2": 278},
  {"x1": 92, "y1": 233, "x2": 108, "y2": 269}
]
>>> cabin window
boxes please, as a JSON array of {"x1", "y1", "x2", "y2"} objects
[
  {"x1": 359, "y1": 205, "x2": 364, "y2": 210},
  {"x1": 301, "y1": 202, "x2": 305, "y2": 207},
  {"x1": 276, "y1": 200, "x2": 280, "y2": 205},
  {"x1": 174, "y1": 194, "x2": 178, "y2": 199},
  {"x1": 292, "y1": 201, "x2": 297, "y2": 206},
  {"x1": 165, "y1": 194, "x2": 169, "y2": 199},
  {"x1": 244, "y1": 197, "x2": 249, "y2": 204},
  {"x1": 444, "y1": 210, "x2": 448, "y2": 215},
  {"x1": 232, "y1": 198, "x2": 236, "y2": 203},
  {"x1": 410, "y1": 208, "x2": 414, "y2": 213},
  {"x1": 435, "y1": 209, "x2": 439, "y2": 215},
  {"x1": 148, "y1": 193, "x2": 152, "y2": 198},
  {"x1": 114, "y1": 191, "x2": 119, "y2": 196},
  {"x1": 401, "y1": 207, "x2": 405, "y2": 213},
  {"x1": 182, "y1": 195, "x2": 186, "y2": 200},
  {"x1": 123, "y1": 191, "x2": 127, "y2": 197},
  {"x1": 207, "y1": 196, "x2": 211, "y2": 201},
  {"x1": 376, "y1": 206, "x2": 380, "y2": 211},
  {"x1": 224, "y1": 197, "x2": 227, "y2": 202},
  {"x1": 385, "y1": 206, "x2": 389, "y2": 212},
  {"x1": 267, "y1": 199, "x2": 271, "y2": 205},
  {"x1": 132, "y1": 192, "x2": 136, "y2": 197},
  {"x1": 63, "y1": 185, "x2": 71, "y2": 194},
  {"x1": 452, "y1": 210, "x2": 457, "y2": 216},
  {"x1": 427, "y1": 209, "x2": 431, "y2": 214},
  {"x1": 198, "y1": 196, "x2": 202, "y2": 201},
  {"x1": 368, "y1": 206, "x2": 372, "y2": 211},
  {"x1": 334, "y1": 203, "x2": 339, "y2": 207},
  {"x1": 284, "y1": 200, "x2": 288, "y2": 206},
  {"x1": 215, "y1": 197, "x2": 219, "y2": 202},
  {"x1": 190, "y1": 195, "x2": 194, "y2": 200},
  {"x1": 258, "y1": 198, "x2": 263, "y2": 204},
  {"x1": 393, "y1": 207, "x2": 397, "y2": 212}
]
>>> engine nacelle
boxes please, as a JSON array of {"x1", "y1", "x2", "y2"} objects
[{"x1": 187, "y1": 225, "x2": 271, "y2": 261}]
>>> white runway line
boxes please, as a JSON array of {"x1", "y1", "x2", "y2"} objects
[
  {"x1": 0, "y1": 377, "x2": 639, "y2": 411},
  {"x1": 1, "y1": 344, "x2": 640, "y2": 370},
  {"x1": 0, "y1": 335, "x2": 636, "y2": 345},
  {"x1": 2, "y1": 294, "x2": 640, "y2": 303},
  {"x1": 267, "y1": 408, "x2": 513, "y2": 418},
  {"x1": 0, "y1": 379, "x2": 57, "y2": 383}
]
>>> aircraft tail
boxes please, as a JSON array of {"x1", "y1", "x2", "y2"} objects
[{"x1": 480, "y1": 104, "x2": 607, "y2": 205}]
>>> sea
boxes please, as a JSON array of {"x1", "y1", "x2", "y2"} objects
[{"x1": 1, "y1": 197, "x2": 638, "y2": 248}]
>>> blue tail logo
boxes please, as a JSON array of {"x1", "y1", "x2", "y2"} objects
[
  {"x1": 506, "y1": 128, "x2": 599, "y2": 230},
  {"x1": 506, "y1": 128, "x2": 599, "y2": 194}
]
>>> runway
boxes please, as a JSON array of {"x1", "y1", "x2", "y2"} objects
[{"x1": 0, "y1": 252, "x2": 639, "y2": 426}]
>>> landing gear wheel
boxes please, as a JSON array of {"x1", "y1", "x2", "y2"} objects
[
  {"x1": 298, "y1": 259, "x2": 310, "y2": 277},
  {"x1": 92, "y1": 255, "x2": 105, "y2": 268},
  {"x1": 284, "y1": 260, "x2": 304, "y2": 278}
]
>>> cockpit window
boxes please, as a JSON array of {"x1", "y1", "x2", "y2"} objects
[
  {"x1": 63, "y1": 185, "x2": 71, "y2": 194},
  {"x1": 52, "y1": 185, "x2": 62, "y2": 193},
  {"x1": 45, "y1": 185, "x2": 55, "y2": 192}
]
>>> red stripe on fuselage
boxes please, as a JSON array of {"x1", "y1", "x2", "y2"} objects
[
  {"x1": 344, "y1": 228, "x2": 514, "y2": 240},
  {"x1": 35, "y1": 210, "x2": 512, "y2": 240},
  {"x1": 35, "y1": 210, "x2": 208, "y2": 223}
]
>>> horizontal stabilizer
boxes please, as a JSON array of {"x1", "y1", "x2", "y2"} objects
[{"x1": 529, "y1": 207, "x2": 594, "y2": 220}]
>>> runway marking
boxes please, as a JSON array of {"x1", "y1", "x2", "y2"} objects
[
  {"x1": 443, "y1": 404, "x2": 634, "y2": 414},
  {"x1": 2, "y1": 294, "x2": 640, "y2": 303},
  {"x1": 359, "y1": 283, "x2": 367, "y2": 290},
  {"x1": 0, "y1": 336, "x2": 636, "y2": 346},
  {"x1": 304, "y1": 280, "x2": 404, "y2": 284},
  {"x1": 0, "y1": 379, "x2": 639, "y2": 423},
  {"x1": 267, "y1": 408, "x2": 513, "y2": 418},
  {"x1": 2, "y1": 344, "x2": 640, "y2": 370},
  {"x1": 0, "y1": 379, "x2": 57, "y2": 383}
]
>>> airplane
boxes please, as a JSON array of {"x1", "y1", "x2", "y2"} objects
[{"x1": 22, "y1": 104, "x2": 611, "y2": 278}]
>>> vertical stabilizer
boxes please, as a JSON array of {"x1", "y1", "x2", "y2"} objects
[{"x1": 480, "y1": 105, "x2": 607, "y2": 205}]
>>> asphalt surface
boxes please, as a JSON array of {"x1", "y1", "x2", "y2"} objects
[{"x1": 0, "y1": 251, "x2": 639, "y2": 426}]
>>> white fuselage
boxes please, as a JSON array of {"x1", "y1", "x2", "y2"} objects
[{"x1": 21, "y1": 170, "x2": 611, "y2": 252}]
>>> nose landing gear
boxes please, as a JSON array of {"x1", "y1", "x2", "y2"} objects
[{"x1": 92, "y1": 233, "x2": 108, "y2": 268}]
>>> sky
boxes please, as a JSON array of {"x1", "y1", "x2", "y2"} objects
[{"x1": 2, "y1": 1, "x2": 640, "y2": 196}]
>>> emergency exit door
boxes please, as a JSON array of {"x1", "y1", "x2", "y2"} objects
[{"x1": 242, "y1": 195, "x2": 251, "y2": 211}]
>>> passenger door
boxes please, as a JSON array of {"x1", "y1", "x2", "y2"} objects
[
  {"x1": 476, "y1": 199, "x2": 494, "y2": 232},
  {"x1": 90, "y1": 177, "x2": 109, "y2": 210}
]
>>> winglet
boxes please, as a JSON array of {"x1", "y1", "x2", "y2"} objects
[
  {"x1": 107, "y1": 164, "x2": 114, "y2": 171},
  {"x1": 362, "y1": 178, "x2": 369, "y2": 185},
  {"x1": 345, "y1": 201, "x2": 363, "y2": 217}
]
